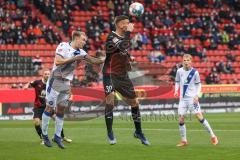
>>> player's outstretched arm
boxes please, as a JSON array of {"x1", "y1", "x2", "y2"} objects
[
  {"x1": 83, "y1": 55, "x2": 105, "y2": 65},
  {"x1": 55, "y1": 55, "x2": 84, "y2": 66},
  {"x1": 23, "y1": 83, "x2": 30, "y2": 89}
]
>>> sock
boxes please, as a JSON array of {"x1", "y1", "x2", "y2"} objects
[
  {"x1": 199, "y1": 118, "x2": 215, "y2": 137},
  {"x1": 35, "y1": 125, "x2": 42, "y2": 138},
  {"x1": 179, "y1": 122, "x2": 187, "y2": 141},
  {"x1": 61, "y1": 128, "x2": 65, "y2": 138},
  {"x1": 131, "y1": 107, "x2": 142, "y2": 133},
  {"x1": 41, "y1": 111, "x2": 51, "y2": 135},
  {"x1": 55, "y1": 113, "x2": 64, "y2": 137},
  {"x1": 105, "y1": 104, "x2": 114, "y2": 134}
]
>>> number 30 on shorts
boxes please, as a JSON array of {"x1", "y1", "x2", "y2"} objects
[{"x1": 106, "y1": 85, "x2": 113, "y2": 93}]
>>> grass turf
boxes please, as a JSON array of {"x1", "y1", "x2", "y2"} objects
[{"x1": 0, "y1": 112, "x2": 239, "y2": 160}]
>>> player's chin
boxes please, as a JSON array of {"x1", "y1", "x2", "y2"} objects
[{"x1": 122, "y1": 27, "x2": 128, "y2": 32}]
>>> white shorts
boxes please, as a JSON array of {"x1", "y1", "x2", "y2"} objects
[
  {"x1": 46, "y1": 77, "x2": 71, "y2": 108},
  {"x1": 178, "y1": 98, "x2": 201, "y2": 116}
]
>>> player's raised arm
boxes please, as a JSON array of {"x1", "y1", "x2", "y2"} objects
[
  {"x1": 106, "y1": 16, "x2": 134, "y2": 54},
  {"x1": 54, "y1": 54, "x2": 83, "y2": 66},
  {"x1": 23, "y1": 82, "x2": 31, "y2": 89},
  {"x1": 84, "y1": 55, "x2": 104, "y2": 65},
  {"x1": 23, "y1": 81, "x2": 35, "y2": 89},
  {"x1": 114, "y1": 23, "x2": 134, "y2": 50}
]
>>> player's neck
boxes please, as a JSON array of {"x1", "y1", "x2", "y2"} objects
[
  {"x1": 71, "y1": 41, "x2": 79, "y2": 50},
  {"x1": 115, "y1": 29, "x2": 124, "y2": 37},
  {"x1": 183, "y1": 66, "x2": 192, "y2": 71},
  {"x1": 42, "y1": 78, "x2": 47, "y2": 84}
]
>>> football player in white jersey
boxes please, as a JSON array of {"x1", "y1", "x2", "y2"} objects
[
  {"x1": 41, "y1": 31, "x2": 104, "y2": 149},
  {"x1": 174, "y1": 54, "x2": 218, "y2": 147}
]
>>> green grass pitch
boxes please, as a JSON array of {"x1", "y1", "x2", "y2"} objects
[{"x1": 0, "y1": 112, "x2": 239, "y2": 160}]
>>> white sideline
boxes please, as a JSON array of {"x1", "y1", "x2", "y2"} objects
[{"x1": 69, "y1": 128, "x2": 240, "y2": 132}]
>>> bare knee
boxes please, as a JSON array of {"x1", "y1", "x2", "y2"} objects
[
  {"x1": 196, "y1": 112, "x2": 204, "y2": 121},
  {"x1": 33, "y1": 118, "x2": 40, "y2": 126},
  {"x1": 105, "y1": 93, "x2": 115, "y2": 106},
  {"x1": 56, "y1": 105, "x2": 65, "y2": 115},
  {"x1": 129, "y1": 98, "x2": 139, "y2": 107},
  {"x1": 45, "y1": 105, "x2": 54, "y2": 113},
  {"x1": 179, "y1": 116, "x2": 185, "y2": 124}
]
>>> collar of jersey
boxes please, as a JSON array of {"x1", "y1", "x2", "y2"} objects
[
  {"x1": 183, "y1": 67, "x2": 192, "y2": 71},
  {"x1": 112, "y1": 31, "x2": 124, "y2": 38}
]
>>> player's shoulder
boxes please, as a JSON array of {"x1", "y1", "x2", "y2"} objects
[
  {"x1": 192, "y1": 67, "x2": 199, "y2": 74},
  {"x1": 106, "y1": 31, "x2": 116, "y2": 41},
  {"x1": 57, "y1": 42, "x2": 70, "y2": 49},
  {"x1": 30, "y1": 79, "x2": 42, "y2": 87},
  {"x1": 35, "y1": 79, "x2": 43, "y2": 84},
  {"x1": 177, "y1": 67, "x2": 184, "y2": 72},
  {"x1": 79, "y1": 49, "x2": 87, "y2": 55}
]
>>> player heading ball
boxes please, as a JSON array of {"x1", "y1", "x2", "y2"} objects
[{"x1": 102, "y1": 15, "x2": 150, "y2": 145}]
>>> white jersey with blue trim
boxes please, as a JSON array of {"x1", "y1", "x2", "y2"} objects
[
  {"x1": 175, "y1": 67, "x2": 201, "y2": 99},
  {"x1": 51, "y1": 42, "x2": 87, "y2": 80}
]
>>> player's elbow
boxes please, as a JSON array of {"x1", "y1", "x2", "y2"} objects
[
  {"x1": 95, "y1": 59, "x2": 104, "y2": 64},
  {"x1": 55, "y1": 60, "x2": 64, "y2": 66},
  {"x1": 55, "y1": 62, "x2": 61, "y2": 66}
]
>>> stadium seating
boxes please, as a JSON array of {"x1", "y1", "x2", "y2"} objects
[{"x1": 0, "y1": 0, "x2": 240, "y2": 88}]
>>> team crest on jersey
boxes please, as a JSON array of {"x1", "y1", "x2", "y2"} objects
[
  {"x1": 58, "y1": 49, "x2": 63, "y2": 52},
  {"x1": 49, "y1": 101, "x2": 54, "y2": 105}
]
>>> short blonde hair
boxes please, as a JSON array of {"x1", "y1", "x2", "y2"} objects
[
  {"x1": 42, "y1": 68, "x2": 50, "y2": 74},
  {"x1": 71, "y1": 31, "x2": 86, "y2": 40},
  {"x1": 183, "y1": 54, "x2": 192, "y2": 60}
]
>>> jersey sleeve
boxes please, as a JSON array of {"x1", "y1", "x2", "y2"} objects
[
  {"x1": 194, "y1": 71, "x2": 201, "y2": 84},
  {"x1": 30, "y1": 80, "x2": 37, "y2": 88},
  {"x1": 105, "y1": 34, "x2": 116, "y2": 54},
  {"x1": 105, "y1": 32, "x2": 131, "y2": 54},
  {"x1": 175, "y1": 70, "x2": 180, "y2": 83},
  {"x1": 79, "y1": 49, "x2": 87, "y2": 57},
  {"x1": 55, "y1": 43, "x2": 68, "y2": 58}
]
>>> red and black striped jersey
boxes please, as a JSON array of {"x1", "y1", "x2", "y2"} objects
[{"x1": 30, "y1": 80, "x2": 46, "y2": 108}]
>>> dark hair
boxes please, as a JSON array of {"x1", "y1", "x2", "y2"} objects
[{"x1": 114, "y1": 15, "x2": 129, "y2": 25}]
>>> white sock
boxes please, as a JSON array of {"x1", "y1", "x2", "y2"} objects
[
  {"x1": 179, "y1": 123, "x2": 187, "y2": 141},
  {"x1": 200, "y1": 119, "x2": 215, "y2": 137},
  {"x1": 42, "y1": 111, "x2": 51, "y2": 135},
  {"x1": 55, "y1": 115, "x2": 64, "y2": 137}
]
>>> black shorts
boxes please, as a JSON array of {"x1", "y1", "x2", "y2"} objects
[
  {"x1": 103, "y1": 74, "x2": 137, "y2": 99},
  {"x1": 33, "y1": 108, "x2": 45, "y2": 120},
  {"x1": 33, "y1": 107, "x2": 55, "y2": 120}
]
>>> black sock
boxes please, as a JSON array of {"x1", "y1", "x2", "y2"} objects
[
  {"x1": 131, "y1": 107, "x2": 142, "y2": 133},
  {"x1": 61, "y1": 128, "x2": 65, "y2": 138},
  {"x1": 35, "y1": 125, "x2": 42, "y2": 138},
  {"x1": 105, "y1": 104, "x2": 114, "y2": 134}
]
